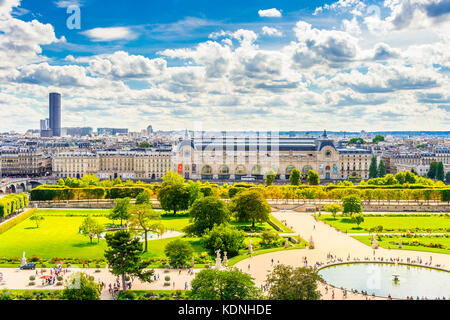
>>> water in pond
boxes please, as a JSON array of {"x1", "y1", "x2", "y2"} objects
[{"x1": 318, "y1": 263, "x2": 450, "y2": 299}]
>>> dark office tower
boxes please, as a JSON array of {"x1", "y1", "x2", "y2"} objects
[{"x1": 49, "y1": 93, "x2": 61, "y2": 137}]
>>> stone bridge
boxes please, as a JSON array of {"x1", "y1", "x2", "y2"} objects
[{"x1": 0, "y1": 177, "x2": 58, "y2": 194}]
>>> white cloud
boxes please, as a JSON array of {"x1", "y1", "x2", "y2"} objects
[
  {"x1": 314, "y1": 0, "x2": 366, "y2": 16},
  {"x1": 258, "y1": 8, "x2": 282, "y2": 17},
  {"x1": 88, "y1": 51, "x2": 166, "y2": 79},
  {"x1": 54, "y1": 0, "x2": 83, "y2": 8},
  {"x1": 81, "y1": 27, "x2": 139, "y2": 42},
  {"x1": 262, "y1": 26, "x2": 282, "y2": 37}
]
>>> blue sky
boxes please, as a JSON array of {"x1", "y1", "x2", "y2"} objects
[{"x1": 0, "y1": 0, "x2": 449, "y2": 132}]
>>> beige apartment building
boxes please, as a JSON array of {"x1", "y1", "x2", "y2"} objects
[
  {"x1": 53, "y1": 148, "x2": 172, "y2": 180},
  {"x1": 0, "y1": 147, "x2": 47, "y2": 177}
]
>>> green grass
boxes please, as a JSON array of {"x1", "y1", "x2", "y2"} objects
[
  {"x1": 317, "y1": 214, "x2": 450, "y2": 233},
  {"x1": 227, "y1": 241, "x2": 308, "y2": 266},
  {"x1": 353, "y1": 235, "x2": 450, "y2": 255},
  {"x1": 0, "y1": 214, "x2": 111, "y2": 259},
  {"x1": 0, "y1": 208, "x2": 298, "y2": 268}
]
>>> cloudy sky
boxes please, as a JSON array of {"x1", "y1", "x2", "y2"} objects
[{"x1": 0, "y1": 0, "x2": 449, "y2": 133}]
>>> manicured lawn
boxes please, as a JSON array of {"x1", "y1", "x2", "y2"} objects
[
  {"x1": 0, "y1": 208, "x2": 298, "y2": 267},
  {"x1": 317, "y1": 214, "x2": 450, "y2": 233},
  {"x1": 0, "y1": 214, "x2": 111, "y2": 259},
  {"x1": 353, "y1": 235, "x2": 450, "y2": 255}
]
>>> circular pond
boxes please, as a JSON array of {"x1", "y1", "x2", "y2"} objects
[{"x1": 318, "y1": 263, "x2": 450, "y2": 299}]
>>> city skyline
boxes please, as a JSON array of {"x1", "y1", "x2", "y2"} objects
[{"x1": 0, "y1": 0, "x2": 449, "y2": 132}]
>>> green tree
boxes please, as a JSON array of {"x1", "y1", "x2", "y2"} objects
[
  {"x1": 135, "y1": 191, "x2": 151, "y2": 205},
  {"x1": 265, "y1": 169, "x2": 276, "y2": 186},
  {"x1": 80, "y1": 216, "x2": 103, "y2": 244},
  {"x1": 427, "y1": 162, "x2": 438, "y2": 179},
  {"x1": 29, "y1": 211, "x2": 44, "y2": 228},
  {"x1": 307, "y1": 170, "x2": 320, "y2": 185},
  {"x1": 164, "y1": 239, "x2": 194, "y2": 267},
  {"x1": 289, "y1": 168, "x2": 301, "y2": 186},
  {"x1": 372, "y1": 135, "x2": 385, "y2": 144},
  {"x1": 395, "y1": 171, "x2": 406, "y2": 184},
  {"x1": 377, "y1": 160, "x2": 386, "y2": 177},
  {"x1": 128, "y1": 204, "x2": 164, "y2": 252},
  {"x1": 348, "y1": 138, "x2": 364, "y2": 145},
  {"x1": 351, "y1": 213, "x2": 364, "y2": 226},
  {"x1": 323, "y1": 203, "x2": 342, "y2": 219},
  {"x1": 230, "y1": 189, "x2": 271, "y2": 228},
  {"x1": 369, "y1": 156, "x2": 378, "y2": 179},
  {"x1": 139, "y1": 142, "x2": 151, "y2": 148},
  {"x1": 405, "y1": 171, "x2": 417, "y2": 184},
  {"x1": 80, "y1": 174, "x2": 100, "y2": 186},
  {"x1": 266, "y1": 264, "x2": 322, "y2": 300},
  {"x1": 109, "y1": 197, "x2": 131, "y2": 226},
  {"x1": 445, "y1": 171, "x2": 450, "y2": 184},
  {"x1": 158, "y1": 171, "x2": 190, "y2": 215},
  {"x1": 201, "y1": 224, "x2": 245, "y2": 257},
  {"x1": 61, "y1": 272, "x2": 101, "y2": 300},
  {"x1": 186, "y1": 196, "x2": 231, "y2": 236},
  {"x1": 190, "y1": 268, "x2": 262, "y2": 300},
  {"x1": 341, "y1": 195, "x2": 363, "y2": 215},
  {"x1": 104, "y1": 230, "x2": 154, "y2": 293},
  {"x1": 436, "y1": 162, "x2": 444, "y2": 181},
  {"x1": 260, "y1": 230, "x2": 281, "y2": 246}
]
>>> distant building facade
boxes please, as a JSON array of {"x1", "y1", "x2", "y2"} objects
[
  {"x1": 97, "y1": 128, "x2": 129, "y2": 136},
  {"x1": 0, "y1": 147, "x2": 47, "y2": 177},
  {"x1": 172, "y1": 131, "x2": 364, "y2": 181},
  {"x1": 53, "y1": 147, "x2": 172, "y2": 180}
]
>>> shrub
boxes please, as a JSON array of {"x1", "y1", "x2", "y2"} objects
[
  {"x1": 29, "y1": 275, "x2": 35, "y2": 281},
  {"x1": 164, "y1": 239, "x2": 194, "y2": 267},
  {"x1": 164, "y1": 276, "x2": 171, "y2": 281},
  {"x1": 260, "y1": 231, "x2": 281, "y2": 246},
  {"x1": 201, "y1": 224, "x2": 246, "y2": 257}
]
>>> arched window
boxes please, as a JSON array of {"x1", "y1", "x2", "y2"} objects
[
  {"x1": 218, "y1": 165, "x2": 229, "y2": 174},
  {"x1": 325, "y1": 166, "x2": 331, "y2": 171},
  {"x1": 325, "y1": 150, "x2": 332, "y2": 158},
  {"x1": 235, "y1": 165, "x2": 246, "y2": 175},
  {"x1": 202, "y1": 165, "x2": 213, "y2": 175},
  {"x1": 251, "y1": 165, "x2": 262, "y2": 175},
  {"x1": 285, "y1": 165, "x2": 296, "y2": 174}
]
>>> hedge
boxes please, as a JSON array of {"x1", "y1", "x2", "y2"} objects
[
  {"x1": 0, "y1": 193, "x2": 29, "y2": 218},
  {"x1": 30, "y1": 185, "x2": 150, "y2": 201},
  {"x1": 0, "y1": 208, "x2": 35, "y2": 235}
]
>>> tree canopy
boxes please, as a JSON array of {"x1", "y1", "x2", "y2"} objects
[
  {"x1": 186, "y1": 196, "x2": 231, "y2": 236},
  {"x1": 190, "y1": 268, "x2": 263, "y2": 300},
  {"x1": 230, "y1": 189, "x2": 271, "y2": 228},
  {"x1": 266, "y1": 265, "x2": 322, "y2": 300}
]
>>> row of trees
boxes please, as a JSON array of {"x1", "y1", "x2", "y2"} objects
[
  {"x1": 427, "y1": 161, "x2": 446, "y2": 182},
  {"x1": 265, "y1": 168, "x2": 320, "y2": 186},
  {"x1": 0, "y1": 193, "x2": 29, "y2": 218},
  {"x1": 31, "y1": 170, "x2": 450, "y2": 204}
]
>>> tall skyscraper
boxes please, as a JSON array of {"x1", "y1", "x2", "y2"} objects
[{"x1": 49, "y1": 92, "x2": 61, "y2": 137}]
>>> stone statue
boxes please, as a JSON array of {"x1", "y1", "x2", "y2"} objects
[
  {"x1": 223, "y1": 251, "x2": 228, "y2": 265},
  {"x1": 215, "y1": 249, "x2": 221, "y2": 260},
  {"x1": 190, "y1": 256, "x2": 195, "y2": 268},
  {"x1": 284, "y1": 238, "x2": 290, "y2": 248},
  {"x1": 398, "y1": 238, "x2": 402, "y2": 249},
  {"x1": 215, "y1": 250, "x2": 222, "y2": 270},
  {"x1": 248, "y1": 239, "x2": 253, "y2": 254},
  {"x1": 20, "y1": 251, "x2": 26, "y2": 267}
]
